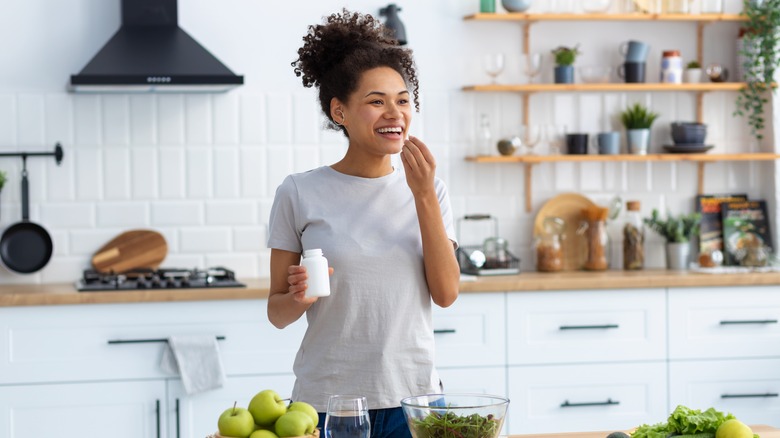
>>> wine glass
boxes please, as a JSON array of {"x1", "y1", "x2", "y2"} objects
[
  {"x1": 324, "y1": 395, "x2": 370, "y2": 438},
  {"x1": 545, "y1": 124, "x2": 567, "y2": 155},
  {"x1": 522, "y1": 53, "x2": 544, "y2": 83},
  {"x1": 520, "y1": 124, "x2": 542, "y2": 155},
  {"x1": 483, "y1": 53, "x2": 505, "y2": 84}
]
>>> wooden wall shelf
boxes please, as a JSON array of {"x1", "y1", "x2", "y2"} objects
[
  {"x1": 462, "y1": 83, "x2": 746, "y2": 93},
  {"x1": 464, "y1": 13, "x2": 747, "y2": 22},
  {"x1": 466, "y1": 153, "x2": 780, "y2": 212}
]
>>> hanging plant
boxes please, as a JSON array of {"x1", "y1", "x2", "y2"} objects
[{"x1": 735, "y1": 0, "x2": 780, "y2": 141}]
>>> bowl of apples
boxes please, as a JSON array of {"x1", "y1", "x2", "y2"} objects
[{"x1": 210, "y1": 389, "x2": 320, "y2": 438}]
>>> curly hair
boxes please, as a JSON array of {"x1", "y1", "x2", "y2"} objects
[{"x1": 291, "y1": 9, "x2": 420, "y2": 136}]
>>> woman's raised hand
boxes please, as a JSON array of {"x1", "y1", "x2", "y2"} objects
[{"x1": 400, "y1": 135, "x2": 436, "y2": 196}]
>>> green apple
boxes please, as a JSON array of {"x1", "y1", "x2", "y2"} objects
[
  {"x1": 287, "y1": 401, "x2": 319, "y2": 428},
  {"x1": 716, "y1": 419, "x2": 753, "y2": 438},
  {"x1": 218, "y1": 403, "x2": 256, "y2": 438},
  {"x1": 248, "y1": 389, "x2": 288, "y2": 426},
  {"x1": 274, "y1": 411, "x2": 315, "y2": 437},
  {"x1": 249, "y1": 430, "x2": 279, "y2": 438}
]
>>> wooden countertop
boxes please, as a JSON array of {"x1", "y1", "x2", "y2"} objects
[
  {"x1": 507, "y1": 425, "x2": 778, "y2": 438},
  {"x1": 2, "y1": 270, "x2": 780, "y2": 307}
]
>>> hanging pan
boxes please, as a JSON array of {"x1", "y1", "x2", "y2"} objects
[{"x1": 0, "y1": 163, "x2": 53, "y2": 274}]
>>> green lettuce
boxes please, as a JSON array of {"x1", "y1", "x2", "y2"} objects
[{"x1": 631, "y1": 405, "x2": 748, "y2": 438}]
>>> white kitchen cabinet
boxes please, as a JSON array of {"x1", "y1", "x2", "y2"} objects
[
  {"x1": 437, "y1": 366, "x2": 509, "y2": 434},
  {"x1": 668, "y1": 286, "x2": 780, "y2": 360},
  {"x1": 507, "y1": 362, "x2": 668, "y2": 434},
  {"x1": 0, "y1": 380, "x2": 166, "y2": 438},
  {"x1": 432, "y1": 291, "x2": 506, "y2": 368},
  {"x1": 506, "y1": 289, "x2": 666, "y2": 365},
  {"x1": 170, "y1": 374, "x2": 296, "y2": 438},
  {"x1": 669, "y1": 358, "x2": 780, "y2": 428}
]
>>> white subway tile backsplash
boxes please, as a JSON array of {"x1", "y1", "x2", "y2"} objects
[
  {"x1": 163, "y1": 254, "x2": 205, "y2": 269},
  {"x1": 130, "y1": 95, "x2": 156, "y2": 145},
  {"x1": 293, "y1": 92, "x2": 319, "y2": 145},
  {"x1": 50, "y1": 230, "x2": 68, "y2": 256},
  {"x1": 131, "y1": 147, "x2": 159, "y2": 199},
  {"x1": 233, "y1": 226, "x2": 266, "y2": 252},
  {"x1": 266, "y1": 93, "x2": 293, "y2": 144},
  {"x1": 74, "y1": 148, "x2": 102, "y2": 200},
  {"x1": 240, "y1": 94, "x2": 266, "y2": 144},
  {"x1": 17, "y1": 94, "x2": 45, "y2": 147},
  {"x1": 185, "y1": 95, "x2": 212, "y2": 145},
  {"x1": 40, "y1": 257, "x2": 89, "y2": 283},
  {"x1": 96, "y1": 202, "x2": 149, "y2": 227},
  {"x1": 157, "y1": 95, "x2": 185, "y2": 145},
  {"x1": 179, "y1": 227, "x2": 231, "y2": 252},
  {"x1": 151, "y1": 201, "x2": 202, "y2": 226},
  {"x1": 0, "y1": 94, "x2": 17, "y2": 146},
  {"x1": 159, "y1": 147, "x2": 186, "y2": 198},
  {"x1": 102, "y1": 95, "x2": 130, "y2": 146},
  {"x1": 205, "y1": 253, "x2": 259, "y2": 278},
  {"x1": 266, "y1": 145, "x2": 293, "y2": 197},
  {"x1": 73, "y1": 95, "x2": 101, "y2": 146},
  {"x1": 45, "y1": 94, "x2": 73, "y2": 146},
  {"x1": 69, "y1": 229, "x2": 121, "y2": 255},
  {"x1": 40, "y1": 203, "x2": 95, "y2": 229},
  {"x1": 186, "y1": 147, "x2": 213, "y2": 198},
  {"x1": 206, "y1": 201, "x2": 256, "y2": 225},
  {"x1": 239, "y1": 147, "x2": 266, "y2": 198},
  {"x1": 421, "y1": 92, "x2": 450, "y2": 143},
  {"x1": 213, "y1": 93, "x2": 239, "y2": 145},
  {"x1": 213, "y1": 147, "x2": 239, "y2": 198},
  {"x1": 103, "y1": 148, "x2": 131, "y2": 200},
  {"x1": 293, "y1": 146, "x2": 319, "y2": 174}
]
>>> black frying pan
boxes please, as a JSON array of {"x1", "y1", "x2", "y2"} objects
[{"x1": 0, "y1": 165, "x2": 53, "y2": 274}]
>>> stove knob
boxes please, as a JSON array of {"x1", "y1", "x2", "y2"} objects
[
  {"x1": 137, "y1": 281, "x2": 148, "y2": 289},
  {"x1": 166, "y1": 280, "x2": 177, "y2": 288},
  {"x1": 180, "y1": 278, "x2": 190, "y2": 287}
]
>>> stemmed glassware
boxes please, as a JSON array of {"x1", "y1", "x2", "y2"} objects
[
  {"x1": 483, "y1": 53, "x2": 505, "y2": 84},
  {"x1": 520, "y1": 124, "x2": 542, "y2": 155},
  {"x1": 522, "y1": 53, "x2": 544, "y2": 84},
  {"x1": 323, "y1": 395, "x2": 370, "y2": 438},
  {"x1": 545, "y1": 124, "x2": 568, "y2": 155}
]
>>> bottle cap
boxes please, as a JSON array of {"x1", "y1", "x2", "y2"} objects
[
  {"x1": 303, "y1": 249, "x2": 323, "y2": 257},
  {"x1": 626, "y1": 201, "x2": 641, "y2": 211}
]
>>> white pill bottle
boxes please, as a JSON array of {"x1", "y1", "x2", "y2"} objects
[{"x1": 301, "y1": 248, "x2": 331, "y2": 298}]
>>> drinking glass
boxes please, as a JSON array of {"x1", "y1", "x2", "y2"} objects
[
  {"x1": 324, "y1": 395, "x2": 370, "y2": 438},
  {"x1": 545, "y1": 124, "x2": 567, "y2": 155},
  {"x1": 483, "y1": 53, "x2": 505, "y2": 84},
  {"x1": 520, "y1": 124, "x2": 542, "y2": 155},
  {"x1": 522, "y1": 53, "x2": 544, "y2": 83}
]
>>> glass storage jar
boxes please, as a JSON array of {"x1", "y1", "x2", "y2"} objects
[
  {"x1": 535, "y1": 217, "x2": 564, "y2": 272},
  {"x1": 623, "y1": 200, "x2": 645, "y2": 270}
]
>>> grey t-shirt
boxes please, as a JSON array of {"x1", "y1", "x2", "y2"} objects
[{"x1": 267, "y1": 165, "x2": 456, "y2": 411}]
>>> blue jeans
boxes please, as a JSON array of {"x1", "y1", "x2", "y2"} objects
[{"x1": 317, "y1": 407, "x2": 411, "y2": 438}]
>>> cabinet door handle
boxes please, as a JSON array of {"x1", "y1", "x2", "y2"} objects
[
  {"x1": 155, "y1": 399, "x2": 161, "y2": 438},
  {"x1": 719, "y1": 319, "x2": 778, "y2": 325},
  {"x1": 176, "y1": 398, "x2": 181, "y2": 438},
  {"x1": 561, "y1": 398, "x2": 620, "y2": 407},
  {"x1": 559, "y1": 324, "x2": 619, "y2": 330},
  {"x1": 434, "y1": 329, "x2": 457, "y2": 334},
  {"x1": 721, "y1": 393, "x2": 779, "y2": 399},
  {"x1": 107, "y1": 336, "x2": 226, "y2": 344}
]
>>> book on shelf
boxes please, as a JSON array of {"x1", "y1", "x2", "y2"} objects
[
  {"x1": 721, "y1": 200, "x2": 773, "y2": 266},
  {"x1": 696, "y1": 194, "x2": 748, "y2": 257}
]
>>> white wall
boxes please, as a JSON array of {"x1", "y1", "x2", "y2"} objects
[{"x1": 0, "y1": 0, "x2": 771, "y2": 283}]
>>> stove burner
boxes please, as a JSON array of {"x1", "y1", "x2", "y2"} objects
[{"x1": 76, "y1": 267, "x2": 246, "y2": 292}]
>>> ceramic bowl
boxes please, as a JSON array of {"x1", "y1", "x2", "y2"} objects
[
  {"x1": 501, "y1": 0, "x2": 533, "y2": 12},
  {"x1": 402, "y1": 394, "x2": 509, "y2": 438},
  {"x1": 671, "y1": 122, "x2": 707, "y2": 144}
]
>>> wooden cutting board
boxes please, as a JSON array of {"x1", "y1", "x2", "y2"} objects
[{"x1": 92, "y1": 230, "x2": 168, "y2": 273}]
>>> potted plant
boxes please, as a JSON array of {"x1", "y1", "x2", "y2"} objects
[
  {"x1": 684, "y1": 60, "x2": 703, "y2": 83},
  {"x1": 619, "y1": 102, "x2": 659, "y2": 155},
  {"x1": 735, "y1": 0, "x2": 780, "y2": 141},
  {"x1": 644, "y1": 209, "x2": 701, "y2": 270},
  {"x1": 551, "y1": 45, "x2": 580, "y2": 84}
]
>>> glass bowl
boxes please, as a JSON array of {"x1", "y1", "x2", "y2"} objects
[
  {"x1": 582, "y1": 0, "x2": 612, "y2": 13},
  {"x1": 401, "y1": 394, "x2": 509, "y2": 438},
  {"x1": 579, "y1": 66, "x2": 612, "y2": 83}
]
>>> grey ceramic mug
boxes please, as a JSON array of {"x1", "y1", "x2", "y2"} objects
[{"x1": 597, "y1": 132, "x2": 620, "y2": 154}]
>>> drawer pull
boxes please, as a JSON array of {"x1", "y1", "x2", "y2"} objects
[
  {"x1": 561, "y1": 398, "x2": 620, "y2": 408},
  {"x1": 434, "y1": 329, "x2": 457, "y2": 334},
  {"x1": 176, "y1": 398, "x2": 181, "y2": 438},
  {"x1": 721, "y1": 393, "x2": 779, "y2": 399},
  {"x1": 107, "y1": 336, "x2": 226, "y2": 344},
  {"x1": 155, "y1": 399, "x2": 161, "y2": 438},
  {"x1": 559, "y1": 324, "x2": 619, "y2": 330},
  {"x1": 720, "y1": 319, "x2": 778, "y2": 325}
]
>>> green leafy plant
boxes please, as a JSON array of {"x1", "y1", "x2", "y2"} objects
[
  {"x1": 0, "y1": 170, "x2": 6, "y2": 191},
  {"x1": 735, "y1": 0, "x2": 780, "y2": 141},
  {"x1": 643, "y1": 209, "x2": 701, "y2": 243},
  {"x1": 551, "y1": 45, "x2": 580, "y2": 66},
  {"x1": 619, "y1": 103, "x2": 660, "y2": 130},
  {"x1": 632, "y1": 405, "x2": 736, "y2": 438},
  {"x1": 685, "y1": 60, "x2": 701, "y2": 69}
]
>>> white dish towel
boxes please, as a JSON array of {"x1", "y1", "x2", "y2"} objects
[{"x1": 160, "y1": 334, "x2": 226, "y2": 395}]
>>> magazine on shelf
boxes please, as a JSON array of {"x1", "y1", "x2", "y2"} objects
[
  {"x1": 696, "y1": 193, "x2": 748, "y2": 257},
  {"x1": 721, "y1": 200, "x2": 773, "y2": 266}
]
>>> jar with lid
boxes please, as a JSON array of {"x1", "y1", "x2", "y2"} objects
[
  {"x1": 661, "y1": 50, "x2": 683, "y2": 84},
  {"x1": 580, "y1": 206, "x2": 609, "y2": 271},
  {"x1": 535, "y1": 217, "x2": 564, "y2": 272},
  {"x1": 623, "y1": 201, "x2": 645, "y2": 270}
]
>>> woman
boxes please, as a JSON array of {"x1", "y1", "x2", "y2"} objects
[{"x1": 266, "y1": 9, "x2": 460, "y2": 438}]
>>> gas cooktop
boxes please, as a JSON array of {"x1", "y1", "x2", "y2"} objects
[{"x1": 75, "y1": 267, "x2": 246, "y2": 292}]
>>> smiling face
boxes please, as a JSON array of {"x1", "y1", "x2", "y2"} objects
[{"x1": 333, "y1": 66, "x2": 412, "y2": 157}]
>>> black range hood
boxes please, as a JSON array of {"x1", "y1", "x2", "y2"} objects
[{"x1": 70, "y1": 0, "x2": 243, "y2": 93}]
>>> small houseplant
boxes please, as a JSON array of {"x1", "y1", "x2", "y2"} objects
[
  {"x1": 684, "y1": 60, "x2": 703, "y2": 83},
  {"x1": 619, "y1": 102, "x2": 660, "y2": 155},
  {"x1": 734, "y1": 0, "x2": 780, "y2": 141},
  {"x1": 644, "y1": 208, "x2": 701, "y2": 270},
  {"x1": 551, "y1": 45, "x2": 580, "y2": 84},
  {"x1": 0, "y1": 170, "x2": 6, "y2": 192}
]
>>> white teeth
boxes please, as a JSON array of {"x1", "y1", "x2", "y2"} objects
[{"x1": 377, "y1": 127, "x2": 403, "y2": 133}]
